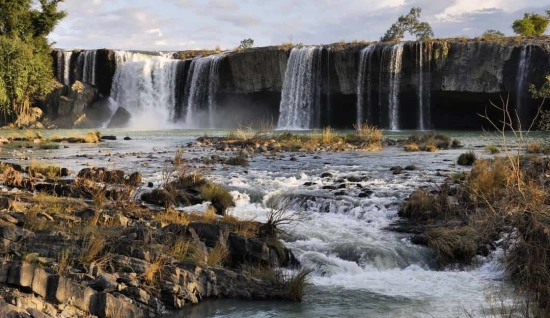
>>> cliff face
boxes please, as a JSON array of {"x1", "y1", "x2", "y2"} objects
[{"x1": 50, "y1": 39, "x2": 550, "y2": 130}]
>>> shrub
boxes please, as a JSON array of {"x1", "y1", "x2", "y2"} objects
[
  {"x1": 480, "y1": 29, "x2": 505, "y2": 40},
  {"x1": 457, "y1": 151, "x2": 477, "y2": 166},
  {"x1": 451, "y1": 139, "x2": 462, "y2": 149}
]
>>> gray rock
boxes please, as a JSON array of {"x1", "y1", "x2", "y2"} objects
[{"x1": 107, "y1": 107, "x2": 132, "y2": 128}]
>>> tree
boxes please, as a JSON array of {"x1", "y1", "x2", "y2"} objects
[
  {"x1": 0, "y1": 0, "x2": 66, "y2": 122},
  {"x1": 238, "y1": 38, "x2": 254, "y2": 50},
  {"x1": 381, "y1": 7, "x2": 434, "y2": 42},
  {"x1": 512, "y1": 12, "x2": 550, "y2": 37},
  {"x1": 481, "y1": 29, "x2": 506, "y2": 39}
]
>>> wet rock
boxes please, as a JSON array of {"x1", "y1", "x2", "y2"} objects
[
  {"x1": 101, "y1": 135, "x2": 117, "y2": 141},
  {"x1": 321, "y1": 172, "x2": 333, "y2": 178},
  {"x1": 405, "y1": 165, "x2": 418, "y2": 171},
  {"x1": 124, "y1": 136, "x2": 132, "y2": 141},
  {"x1": 107, "y1": 107, "x2": 132, "y2": 128},
  {"x1": 322, "y1": 186, "x2": 337, "y2": 190},
  {"x1": 358, "y1": 190, "x2": 374, "y2": 198},
  {"x1": 411, "y1": 234, "x2": 429, "y2": 245}
]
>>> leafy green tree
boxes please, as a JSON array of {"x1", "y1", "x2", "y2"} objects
[
  {"x1": 481, "y1": 29, "x2": 506, "y2": 39},
  {"x1": 529, "y1": 76, "x2": 550, "y2": 130},
  {"x1": 381, "y1": 7, "x2": 434, "y2": 42},
  {"x1": 239, "y1": 38, "x2": 254, "y2": 50},
  {"x1": 512, "y1": 11, "x2": 550, "y2": 36},
  {"x1": 0, "y1": 0, "x2": 66, "y2": 122}
]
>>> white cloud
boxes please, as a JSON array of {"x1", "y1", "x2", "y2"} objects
[{"x1": 51, "y1": 0, "x2": 550, "y2": 50}]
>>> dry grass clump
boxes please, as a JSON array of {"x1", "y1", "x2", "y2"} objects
[
  {"x1": 404, "y1": 143, "x2": 420, "y2": 152},
  {"x1": 284, "y1": 268, "x2": 313, "y2": 302},
  {"x1": 425, "y1": 226, "x2": 479, "y2": 265},
  {"x1": 400, "y1": 187, "x2": 456, "y2": 221},
  {"x1": 155, "y1": 208, "x2": 190, "y2": 226},
  {"x1": 242, "y1": 264, "x2": 312, "y2": 302},
  {"x1": 80, "y1": 234, "x2": 106, "y2": 265},
  {"x1": 278, "y1": 41, "x2": 294, "y2": 51},
  {"x1": 83, "y1": 131, "x2": 101, "y2": 143},
  {"x1": 142, "y1": 255, "x2": 169, "y2": 284},
  {"x1": 57, "y1": 248, "x2": 72, "y2": 275},
  {"x1": 169, "y1": 237, "x2": 194, "y2": 262},
  {"x1": 404, "y1": 133, "x2": 452, "y2": 152},
  {"x1": 201, "y1": 183, "x2": 235, "y2": 215},
  {"x1": 457, "y1": 151, "x2": 477, "y2": 166},
  {"x1": 350, "y1": 122, "x2": 383, "y2": 151},
  {"x1": 29, "y1": 161, "x2": 64, "y2": 178},
  {"x1": 485, "y1": 144, "x2": 500, "y2": 154},
  {"x1": 465, "y1": 158, "x2": 511, "y2": 205}
]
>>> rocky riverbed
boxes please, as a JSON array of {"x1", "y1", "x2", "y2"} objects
[{"x1": 0, "y1": 129, "x2": 541, "y2": 317}]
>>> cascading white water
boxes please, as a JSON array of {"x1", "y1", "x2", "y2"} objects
[
  {"x1": 356, "y1": 45, "x2": 376, "y2": 127},
  {"x1": 182, "y1": 54, "x2": 224, "y2": 128},
  {"x1": 277, "y1": 46, "x2": 322, "y2": 130},
  {"x1": 110, "y1": 57, "x2": 179, "y2": 128},
  {"x1": 81, "y1": 50, "x2": 97, "y2": 86},
  {"x1": 208, "y1": 55, "x2": 224, "y2": 128},
  {"x1": 56, "y1": 51, "x2": 64, "y2": 84},
  {"x1": 388, "y1": 43, "x2": 404, "y2": 131},
  {"x1": 63, "y1": 50, "x2": 73, "y2": 87},
  {"x1": 113, "y1": 50, "x2": 156, "y2": 65},
  {"x1": 516, "y1": 45, "x2": 532, "y2": 125}
]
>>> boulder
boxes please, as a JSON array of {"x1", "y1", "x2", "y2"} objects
[{"x1": 107, "y1": 107, "x2": 132, "y2": 128}]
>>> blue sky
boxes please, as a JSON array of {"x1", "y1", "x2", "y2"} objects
[{"x1": 51, "y1": 0, "x2": 550, "y2": 51}]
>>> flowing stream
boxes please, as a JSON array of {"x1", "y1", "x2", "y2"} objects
[{"x1": 1, "y1": 129, "x2": 519, "y2": 318}]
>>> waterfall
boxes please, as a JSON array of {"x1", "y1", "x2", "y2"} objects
[
  {"x1": 208, "y1": 55, "x2": 224, "y2": 128},
  {"x1": 356, "y1": 45, "x2": 376, "y2": 127},
  {"x1": 56, "y1": 51, "x2": 64, "y2": 83},
  {"x1": 63, "y1": 50, "x2": 73, "y2": 87},
  {"x1": 110, "y1": 57, "x2": 180, "y2": 128},
  {"x1": 277, "y1": 46, "x2": 322, "y2": 130},
  {"x1": 183, "y1": 54, "x2": 224, "y2": 128},
  {"x1": 388, "y1": 43, "x2": 404, "y2": 131},
  {"x1": 326, "y1": 47, "x2": 332, "y2": 126},
  {"x1": 416, "y1": 42, "x2": 432, "y2": 130},
  {"x1": 81, "y1": 50, "x2": 97, "y2": 86},
  {"x1": 417, "y1": 42, "x2": 424, "y2": 130},
  {"x1": 113, "y1": 51, "x2": 156, "y2": 65},
  {"x1": 516, "y1": 45, "x2": 532, "y2": 127}
]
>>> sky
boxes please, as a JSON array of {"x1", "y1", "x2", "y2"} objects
[{"x1": 51, "y1": 0, "x2": 550, "y2": 51}]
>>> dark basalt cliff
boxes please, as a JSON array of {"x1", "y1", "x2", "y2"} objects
[{"x1": 51, "y1": 38, "x2": 550, "y2": 130}]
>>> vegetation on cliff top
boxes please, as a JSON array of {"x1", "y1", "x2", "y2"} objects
[
  {"x1": 381, "y1": 7, "x2": 434, "y2": 42},
  {"x1": 512, "y1": 11, "x2": 550, "y2": 37}
]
